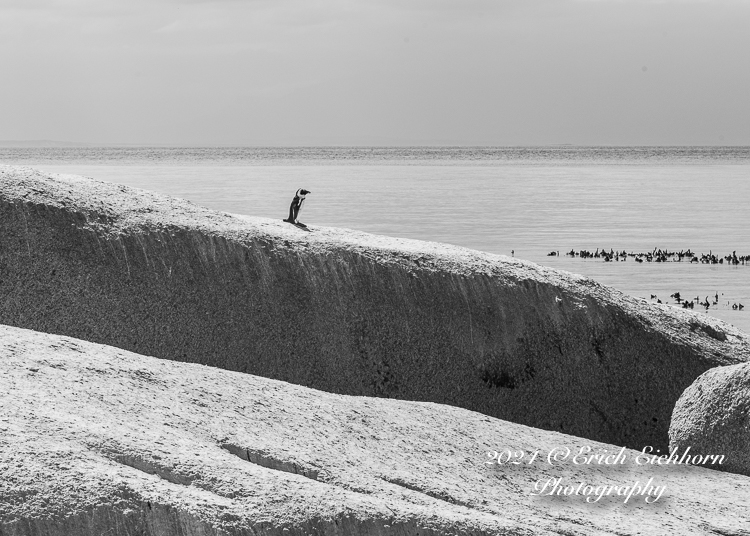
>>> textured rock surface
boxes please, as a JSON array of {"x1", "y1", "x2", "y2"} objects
[
  {"x1": 1, "y1": 165, "x2": 750, "y2": 450},
  {"x1": 670, "y1": 361, "x2": 750, "y2": 477},
  {"x1": 2, "y1": 324, "x2": 750, "y2": 536}
]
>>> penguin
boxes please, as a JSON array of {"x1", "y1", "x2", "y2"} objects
[{"x1": 284, "y1": 188, "x2": 311, "y2": 226}]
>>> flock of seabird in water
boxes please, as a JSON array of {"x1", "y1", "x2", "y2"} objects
[
  {"x1": 649, "y1": 292, "x2": 744, "y2": 311},
  {"x1": 544, "y1": 247, "x2": 747, "y2": 312},
  {"x1": 551, "y1": 248, "x2": 750, "y2": 265}
]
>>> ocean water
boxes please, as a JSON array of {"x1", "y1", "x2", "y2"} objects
[{"x1": 3, "y1": 146, "x2": 749, "y2": 334}]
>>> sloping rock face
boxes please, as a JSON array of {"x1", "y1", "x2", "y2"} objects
[
  {"x1": 669, "y1": 361, "x2": 750, "y2": 477},
  {"x1": 1, "y1": 165, "x2": 749, "y2": 450},
  {"x1": 2, "y1": 325, "x2": 750, "y2": 536}
]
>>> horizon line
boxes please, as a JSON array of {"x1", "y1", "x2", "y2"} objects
[{"x1": 2, "y1": 141, "x2": 749, "y2": 149}]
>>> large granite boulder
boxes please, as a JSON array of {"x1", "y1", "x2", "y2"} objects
[
  {"x1": 669, "y1": 361, "x2": 750, "y2": 477},
  {"x1": 1, "y1": 165, "x2": 749, "y2": 450},
  {"x1": 2, "y1": 324, "x2": 750, "y2": 536}
]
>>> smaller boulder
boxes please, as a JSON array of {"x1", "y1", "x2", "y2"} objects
[{"x1": 669, "y1": 362, "x2": 750, "y2": 477}]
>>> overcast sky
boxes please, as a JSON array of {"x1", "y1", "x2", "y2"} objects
[{"x1": 2, "y1": 0, "x2": 748, "y2": 146}]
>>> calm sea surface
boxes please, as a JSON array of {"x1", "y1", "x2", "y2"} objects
[{"x1": 3, "y1": 146, "x2": 749, "y2": 334}]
